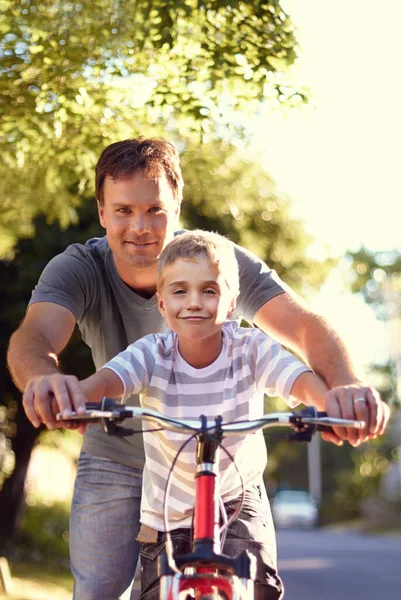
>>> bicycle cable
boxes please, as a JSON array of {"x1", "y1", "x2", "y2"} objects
[{"x1": 161, "y1": 421, "x2": 247, "y2": 573}]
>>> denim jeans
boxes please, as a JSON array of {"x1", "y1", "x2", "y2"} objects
[
  {"x1": 139, "y1": 482, "x2": 283, "y2": 600},
  {"x1": 70, "y1": 452, "x2": 142, "y2": 600}
]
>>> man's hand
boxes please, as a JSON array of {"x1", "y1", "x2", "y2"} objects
[
  {"x1": 322, "y1": 385, "x2": 390, "y2": 446},
  {"x1": 23, "y1": 374, "x2": 88, "y2": 435}
]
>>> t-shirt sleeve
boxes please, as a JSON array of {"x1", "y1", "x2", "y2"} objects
[
  {"x1": 233, "y1": 243, "x2": 286, "y2": 324},
  {"x1": 28, "y1": 245, "x2": 98, "y2": 322},
  {"x1": 252, "y1": 331, "x2": 311, "y2": 408},
  {"x1": 99, "y1": 337, "x2": 156, "y2": 402}
]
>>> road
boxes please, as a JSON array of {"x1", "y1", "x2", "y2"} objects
[{"x1": 277, "y1": 528, "x2": 401, "y2": 600}]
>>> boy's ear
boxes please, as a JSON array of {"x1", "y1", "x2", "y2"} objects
[
  {"x1": 226, "y1": 296, "x2": 237, "y2": 319},
  {"x1": 157, "y1": 292, "x2": 166, "y2": 317}
]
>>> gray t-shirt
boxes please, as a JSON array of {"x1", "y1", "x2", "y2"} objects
[{"x1": 29, "y1": 234, "x2": 285, "y2": 468}]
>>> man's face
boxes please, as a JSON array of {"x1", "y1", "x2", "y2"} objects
[{"x1": 98, "y1": 171, "x2": 180, "y2": 273}]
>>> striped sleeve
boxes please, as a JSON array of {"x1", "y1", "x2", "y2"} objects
[
  {"x1": 252, "y1": 331, "x2": 311, "y2": 407},
  {"x1": 99, "y1": 335, "x2": 157, "y2": 401}
]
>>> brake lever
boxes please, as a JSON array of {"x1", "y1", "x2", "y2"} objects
[
  {"x1": 102, "y1": 419, "x2": 135, "y2": 437},
  {"x1": 288, "y1": 406, "x2": 318, "y2": 443},
  {"x1": 287, "y1": 424, "x2": 315, "y2": 443}
]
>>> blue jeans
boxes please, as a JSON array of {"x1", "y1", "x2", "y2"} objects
[
  {"x1": 139, "y1": 483, "x2": 283, "y2": 600},
  {"x1": 70, "y1": 452, "x2": 142, "y2": 600}
]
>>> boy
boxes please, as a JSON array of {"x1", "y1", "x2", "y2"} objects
[{"x1": 78, "y1": 230, "x2": 330, "y2": 600}]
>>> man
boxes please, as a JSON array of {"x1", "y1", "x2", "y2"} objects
[{"x1": 7, "y1": 137, "x2": 389, "y2": 600}]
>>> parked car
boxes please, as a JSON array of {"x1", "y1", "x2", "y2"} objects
[{"x1": 272, "y1": 490, "x2": 318, "y2": 529}]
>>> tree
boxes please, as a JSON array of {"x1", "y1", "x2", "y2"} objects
[
  {"x1": 0, "y1": 0, "x2": 306, "y2": 255},
  {"x1": 338, "y1": 247, "x2": 401, "y2": 522},
  {"x1": 346, "y1": 247, "x2": 401, "y2": 317},
  {"x1": 346, "y1": 246, "x2": 401, "y2": 407},
  {"x1": 180, "y1": 140, "x2": 334, "y2": 294},
  {"x1": 0, "y1": 202, "x2": 101, "y2": 541}
]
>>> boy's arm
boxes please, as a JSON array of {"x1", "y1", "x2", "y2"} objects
[
  {"x1": 80, "y1": 368, "x2": 124, "y2": 405},
  {"x1": 289, "y1": 371, "x2": 329, "y2": 412}
]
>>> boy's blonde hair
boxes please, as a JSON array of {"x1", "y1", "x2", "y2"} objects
[{"x1": 157, "y1": 230, "x2": 239, "y2": 298}]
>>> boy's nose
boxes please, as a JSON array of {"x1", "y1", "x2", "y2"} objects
[{"x1": 186, "y1": 293, "x2": 202, "y2": 309}]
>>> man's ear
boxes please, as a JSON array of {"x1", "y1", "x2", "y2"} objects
[
  {"x1": 157, "y1": 292, "x2": 166, "y2": 317},
  {"x1": 172, "y1": 204, "x2": 181, "y2": 230},
  {"x1": 97, "y1": 201, "x2": 106, "y2": 229}
]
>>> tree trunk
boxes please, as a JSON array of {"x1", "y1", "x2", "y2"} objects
[{"x1": 0, "y1": 408, "x2": 42, "y2": 541}]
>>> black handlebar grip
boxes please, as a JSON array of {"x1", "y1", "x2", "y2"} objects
[
  {"x1": 85, "y1": 402, "x2": 103, "y2": 411},
  {"x1": 84, "y1": 398, "x2": 119, "y2": 412},
  {"x1": 315, "y1": 424, "x2": 334, "y2": 433},
  {"x1": 314, "y1": 411, "x2": 333, "y2": 433}
]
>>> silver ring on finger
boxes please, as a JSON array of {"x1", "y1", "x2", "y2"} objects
[{"x1": 353, "y1": 397, "x2": 366, "y2": 405}]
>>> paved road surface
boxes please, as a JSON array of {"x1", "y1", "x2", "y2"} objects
[{"x1": 277, "y1": 528, "x2": 401, "y2": 600}]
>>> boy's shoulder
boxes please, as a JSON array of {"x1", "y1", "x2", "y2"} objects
[
  {"x1": 132, "y1": 329, "x2": 175, "y2": 358},
  {"x1": 222, "y1": 320, "x2": 270, "y2": 344}
]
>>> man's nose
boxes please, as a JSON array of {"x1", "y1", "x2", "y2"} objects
[{"x1": 128, "y1": 214, "x2": 149, "y2": 233}]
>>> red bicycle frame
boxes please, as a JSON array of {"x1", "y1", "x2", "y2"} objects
[{"x1": 158, "y1": 421, "x2": 255, "y2": 600}]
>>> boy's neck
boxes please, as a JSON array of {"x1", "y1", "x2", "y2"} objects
[{"x1": 177, "y1": 332, "x2": 223, "y2": 369}]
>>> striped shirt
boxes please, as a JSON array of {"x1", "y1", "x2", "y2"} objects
[{"x1": 101, "y1": 321, "x2": 310, "y2": 531}]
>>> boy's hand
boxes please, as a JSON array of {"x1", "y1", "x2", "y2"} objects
[
  {"x1": 23, "y1": 374, "x2": 88, "y2": 434},
  {"x1": 321, "y1": 385, "x2": 390, "y2": 446}
]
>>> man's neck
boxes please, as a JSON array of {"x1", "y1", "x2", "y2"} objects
[{"x1": 115, "y1": 260, "x2": 158, "y2": 299}]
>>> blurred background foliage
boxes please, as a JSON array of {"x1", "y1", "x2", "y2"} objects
[
  {"x1": 0, "y1": 0, "x2": 400, "y2": 568},
  {"x1": 0, "y1": 0, "x2": 307, "y2": 256}
]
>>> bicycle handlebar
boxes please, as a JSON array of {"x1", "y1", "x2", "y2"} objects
[{"x1": 56, "y1": 398, "x2": 365, "y2": 439}]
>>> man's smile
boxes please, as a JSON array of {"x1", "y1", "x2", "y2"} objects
[{"x1": 124, "y1": 240, "x2": 157, "y2": 247}]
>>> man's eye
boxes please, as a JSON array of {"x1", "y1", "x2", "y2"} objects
[
  {"x1": 117, "y1": 207, "x2": 131, "y2": 214},
  {"x1": 149, "y1": 206, "x2": 163, "y2": 213},
  {"x1": 173, "y1": 289, "x2": 186, "y2": 295}
]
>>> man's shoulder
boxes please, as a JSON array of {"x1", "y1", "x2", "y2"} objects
[
  {"x1": 29, "y1": 236, "x2": 110, "y2": 319},
  {"x1": 50, "y1": 237, "x2": 110, "y2": 280},
  {"x1": 63, "y1": 236, "x2": 109, "y2": 262}
]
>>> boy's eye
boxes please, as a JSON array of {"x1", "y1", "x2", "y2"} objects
[
  {"x1": 204, "y1": 288, "x2": 217, "y2": 295},
  {"x1": 172, "y1": 289, "x2": 186, "y2": 295},
  {"x1": 149, "y1": 206, "x2": 163, "y2": 213}
]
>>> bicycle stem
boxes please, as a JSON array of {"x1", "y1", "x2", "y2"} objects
[{"x1": 194, "y1": 419, "x2": 223, "y2": 554}]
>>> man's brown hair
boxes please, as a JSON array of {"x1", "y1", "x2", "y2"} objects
[{"x1": 95, "y1": 137, "x2": 184, "y2": 205}]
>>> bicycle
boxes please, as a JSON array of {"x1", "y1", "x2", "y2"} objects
[{"x1": 60, "y1": 399, "x2": 364, "y2": 600}]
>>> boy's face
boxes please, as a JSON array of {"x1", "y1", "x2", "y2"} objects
[{"x1": 157, "y1": 255, "x2": 236, "y2": 344}]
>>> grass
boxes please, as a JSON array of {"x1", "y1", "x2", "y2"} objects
[{"x1": 0, "y1": 561, "x2": 73, "y2": 600}]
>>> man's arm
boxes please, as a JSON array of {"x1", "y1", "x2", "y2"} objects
[
  {"x1": 254, "y1": 292, "x2": 357, "y2": 386},
  {"x1": 254, "y1": 291, "x2": 389, "y2": 446},
  {"x1": 7, "y1": 302, "x2": 87, "y2": 430}
]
